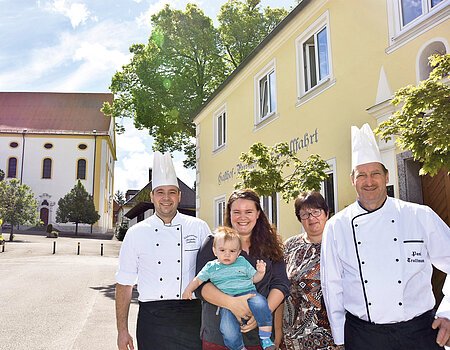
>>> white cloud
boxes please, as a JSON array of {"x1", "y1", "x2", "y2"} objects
[{"x1": 46, "y1": 0, "x2": 92, "y2": 28}]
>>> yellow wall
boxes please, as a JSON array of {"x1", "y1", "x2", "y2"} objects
[{"x1": 195, "y1": 0, "x2": 449, "y2": 239}]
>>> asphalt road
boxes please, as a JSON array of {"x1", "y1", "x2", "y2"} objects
[{"x1": 0, "y1": 233, "x2": 138, "y2": 350}]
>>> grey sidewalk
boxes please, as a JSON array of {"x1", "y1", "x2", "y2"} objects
[{"x1": 0, "y1": 232, "x2": 138, "y2": 350}]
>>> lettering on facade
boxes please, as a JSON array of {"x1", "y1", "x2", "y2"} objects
[{"x1": 217, "y1": 128, "x2": 319, "y2": 185}]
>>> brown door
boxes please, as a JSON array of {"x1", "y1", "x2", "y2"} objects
[
  {"x1": 421, "y1": 168, "x2": 450, "y2": 307},
  {"x1": 40, "y1": 208, "x2": 49, "y2": 226}
]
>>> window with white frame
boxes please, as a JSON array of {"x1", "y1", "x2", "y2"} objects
[
  {"x1": 255, "y1": 60, "x2": 277, "y2": 124},
  {"x1": 387, "y1": 0, "x2": 447, "y2": 53},
  {"x1": 400, "y1": 0, "x2": 444, "y2": 27},
  {"x1": 214, "y1": 107, "x2": 227, "y2": 150},
  {"x1": 320, "y1": 159, "x2": 337, "y2": 217},
  {"x1": 296, "y1": 12, "x2": 332, "y2": 99},
  {"x1": 261, "y1": 193, "x2": 278, "y2": 228},
  {"x1": 214, "y1": 196, "x2": 226, "y2": 227}
]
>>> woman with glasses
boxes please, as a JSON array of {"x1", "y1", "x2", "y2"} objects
[{"x1": 275, "y1": 191, "x2": 341, "y2": 350}]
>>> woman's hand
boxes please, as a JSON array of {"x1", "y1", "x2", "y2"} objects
[
  {"x1": 240, "y1": 315, "x2": 257, "y2": 333},
  {"x1": 227, "y1": 293, "x2": 255, "y2": 320}
]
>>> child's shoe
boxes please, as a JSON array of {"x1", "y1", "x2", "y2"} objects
[{"x1": 260, "y1": 338, "x2": 276, "y2": 350}]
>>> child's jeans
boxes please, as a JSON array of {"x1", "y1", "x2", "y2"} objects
[{"x1": 219, "y1": 291, "x2": 272, "y2": 350}]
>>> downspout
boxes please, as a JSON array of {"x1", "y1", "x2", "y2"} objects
[
  {"x1": 91, "y1": 129, "x2": 97, "y2": 234},
  {"x1": 20, "y1": 129, "x2": 27, "y2": 184}
]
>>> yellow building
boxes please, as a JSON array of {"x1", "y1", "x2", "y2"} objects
[{"x1": 194, "y1": 0, "x2": 449, "y2": 239}]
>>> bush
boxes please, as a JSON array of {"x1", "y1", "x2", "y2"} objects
[{"x1": 116, "y1": 221, "x2": 129, "y2": 241}]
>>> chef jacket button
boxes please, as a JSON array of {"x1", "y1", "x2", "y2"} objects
[
  {"x1": 362, "y1": 261, "x2": 365, "y2": 264},
  {"x1": 398, "y1": 280, "x2": 401, "y2": 284},
  {"x1": 178, "y1": 243, "x2": 181, "y2": 246},
  {"x1": 176, "y1": 294, "x2": 180, "y2": 297},
  {"x1": 364, "y1": 280, "x2": 368, "y2": 283},
  {"x1": 368, "y1": 302, "x2": 372, "y2": 306},
  {"x1": 158, "y1": 261, "x2": 161, "y2": 264},
  {"x1": 160, "y1": 278, "x2": 163, "y2": 281},
  {"x1": 393, "y1": 238, "x2": 397, "y2": 241},
  {"x1": 156, "y1": 243, "x2": 160, "y2": 246},
  {"x1": 391, "y1": 220, "x2": 395, "y2": 223},
  {"x1": 177, "y1": 227, "x2": 180, "y2": 230},
  {"x1": 358, "y1": 241, "x2": 361, "y2": 245},
  {"x1": 160, "y1": 295, "x2": 164, "y2": 299},
  {"x1": 177, "y1": 260, "x2": 181, "y2": 263},
  {"x1": 399, "y1": 302, "x2": 403, "y2": 306},
  {"x1": 396, "y1": 258, "x2": 399, "y2": 262},
  {"x1": 355, "y1": 224, "x2": 358, "y2": 227},
  {"x1": 177, "y1": 277, "x2": 180, "y2": 280},
  {"x1": 155, "y1": 229, "x2": 158, "y2": 232}
]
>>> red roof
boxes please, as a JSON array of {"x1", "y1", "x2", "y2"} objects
[{"x1": 0, "y1": 92, "x2": 113, "y2": 134}]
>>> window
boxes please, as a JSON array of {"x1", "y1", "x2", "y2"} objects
[
  {"x1": 255, "y1": 60, "x2": 277, "y2": 124},
  {"x1": 417, "y1": 41, "x2": 447, "y2": 81},
  {"x1": 400, "y1": 0, "x2": 444, "y2": 27},
  {"x1": 77, "y1": 159, "x2": 87, "y2": 180},
  {"x1": 387, "y1": 0, "x2": 447, "y2": 53},
  {"x1": 296, "y1": 12, "x2": 333, "y2": 101},
  {"x1": 7, "y1": 157, "x2": 17, "y2": 178},
  {"x1": 320, "y1": 158, "x2": 337, "y2": 217},
  {"x1": 260, "y1": 193, "x2": 278, "y2": 227},
  {"x1": 214, "y1": 196, "x2": 226, "y2": 227},
  {"x1": 42, "y1": 158, "x2": 52, "y2": 179},
  {"x1": 214, "y1": 107, "x2": 227, "y2": 150}
]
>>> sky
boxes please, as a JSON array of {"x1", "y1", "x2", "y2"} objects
[{"x1": 0, "y1": 0, "x2": 296, "y2": 194}]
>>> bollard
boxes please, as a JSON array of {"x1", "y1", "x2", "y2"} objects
[
  {"x1": 77, "y1": 242, "x2": 80, "y2": 255},
  {"x1": 100, "y1": 243, "x2": 104, "y2": 256},
  {"x1": 1, "y1": 244, "x2": 4, "y2": 253},
  {"x1": 53, "y1": 241, "x2": 56, "y2": 254}
]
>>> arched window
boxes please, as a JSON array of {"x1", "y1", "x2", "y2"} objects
[
  {"x1": 418, "y1": 41, "x2": 447, "y2": 81},
  {"x1": 42, "y1": 158, "x2": 52, "y2": 179},
  {"x1": 77, "y1": 159, "x2": 87, "y2": 180},
  {"x1": 7, "y1": 157, "x2": 17, "y2": 178}
]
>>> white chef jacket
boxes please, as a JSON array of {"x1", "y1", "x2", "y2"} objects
[
  {"x1": 116, "y1": 211, "x2": 210, "y2": 301},
  {"x1": 321, "y1": 197, "x2": 450, "y2": 345}
]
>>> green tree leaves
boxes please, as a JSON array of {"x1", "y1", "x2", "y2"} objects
[
  {"x1": 235, "y1": 142, "x2": 329, "y2": 202},
  {"x1": 56, "y1": 181, "x2": 100, "y2": 234},
  {"x1": 375, "y1": 54, "x2": 450, "y2": 176}
]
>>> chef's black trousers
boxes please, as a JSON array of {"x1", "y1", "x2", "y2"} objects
[
  {"x1": 137, "y1": 299, "x2": 202, "y2": 350},
  {"x1": 344, "y1": 310, "x2": 441, "y2": 350}
]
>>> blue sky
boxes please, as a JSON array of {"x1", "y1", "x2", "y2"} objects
[{"x1": 0, "y1": 0, "x2": 296, "y2": 194}]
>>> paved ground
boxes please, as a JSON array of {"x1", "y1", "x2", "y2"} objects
[{"x1": 0, "y1": 231, "x2": 138, "y2": 350}]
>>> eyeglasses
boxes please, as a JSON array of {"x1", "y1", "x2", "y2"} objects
[{"x1": 299, "y1": 208, "x2": 322, "y2": 220}]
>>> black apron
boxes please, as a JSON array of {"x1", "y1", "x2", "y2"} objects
[
  {"x1": 344, "y1": 310, "x2": 441, "y2": 350},
  {"x1": 137, "y1": 299, "x2": 202, "y2": 350}
]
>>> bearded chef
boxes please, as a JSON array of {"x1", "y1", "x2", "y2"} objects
[
  {"x1": 115, "y1": 151, "x2": 211, "y2": 350},
  {"x1": 321, "y1": 123, "x2": 450, "y2": 350}
]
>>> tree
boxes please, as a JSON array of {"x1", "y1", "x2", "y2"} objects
[
  {"x1": 235, "y1": 142, "x2": 330, "y2": 202},
  {"x1": 218, "y1": 0, "x2": 287, "y2": 68},
  {"x1": 375, "y1": 53, "x2": 450, "y2": 176},
  {"x1": 114, "y1": 190, "x2": 126, "y2": 206},
  {"x1": 56, "y1": 181, "x2": 100, "y2": 234},
  {"x1": 102, "y1": 1, "x2": 288, "y2": 167},
  {"x1": 0, "y1": 179, "x2": 39, "y2": 241},
  {"x1": 0, "y1": 169, "x2": 4, "y2": 181}
]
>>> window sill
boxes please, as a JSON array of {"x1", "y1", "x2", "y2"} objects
[
  {"x1": 213, "y1": 143, "x2": 227, "y2": 154},
  {"x1": 253, "y1": 112, "x2": 279, "y2": 132},
  {"x1": 296, "y1": 77, "x2": 336, "y2": 108}
]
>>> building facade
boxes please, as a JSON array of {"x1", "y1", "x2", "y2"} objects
[
  {"x1": 0, "y1": 92, "x2": 116, "y2": 233},
  {"x1": 194, "y1": 0, "x2": 449, "y2": 239}
]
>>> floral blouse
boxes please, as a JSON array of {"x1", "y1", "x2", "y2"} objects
[{"x1": 281, "y1": 234, "x2": 336, "y2": 350}]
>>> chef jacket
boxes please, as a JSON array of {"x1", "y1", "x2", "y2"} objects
[
  {"x1": 321, "y1": 197, "x2": 450, "y2": 345},
  {"x1": 116, "y1": 211, "x2": 210, "y2": 301}
]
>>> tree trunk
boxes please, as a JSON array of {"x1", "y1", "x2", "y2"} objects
[
  {"x1": 9, "y1": 225, "x2": 14, "y2": 242},
  {"x1": 75, "y1": 222, "x2": 78, "y2": 235}
]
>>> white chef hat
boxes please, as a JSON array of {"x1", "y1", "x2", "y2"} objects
[
  {"x1": 151, "y1": 151, "x2": 179, "y2": 190},
  {"x1": 351, "y1": 123, "x2": 383, "y2": 169}
]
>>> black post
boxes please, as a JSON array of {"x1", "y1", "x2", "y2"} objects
[
  {"x1": 100, "y1": 243, "x2": 103, "y2": 256},
  {"x1": 77, "y1": 242, "x2": 80, "y2": 255},
  {"x1": 53, "y1": 241, "x2": 56, "y2": 254},
  {"x1": 2, "y1": 244, "x2": 4, "y2": 253}
]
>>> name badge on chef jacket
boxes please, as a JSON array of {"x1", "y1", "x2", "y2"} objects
[
  {"x1": 404, "y1": 239, "x2": 425, "y2": 263},
  {"x1": 183, "y1": 234, "x2": 200, "y2": 251}
]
